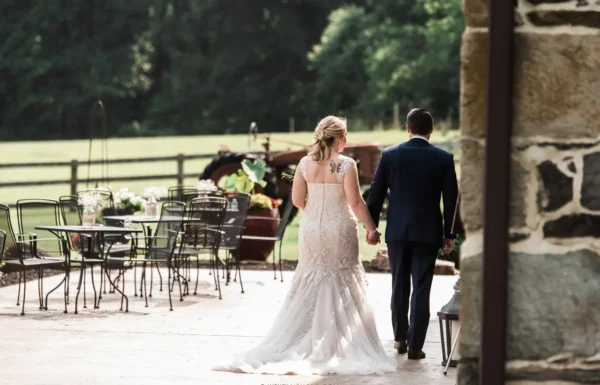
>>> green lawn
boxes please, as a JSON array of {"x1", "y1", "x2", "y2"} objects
[
  {"x1": 1, "y1": 130, "x2": 459, "y2": 261},
  {"x1": 0, "y1": 130, "x2": 459, "y2": 205}
]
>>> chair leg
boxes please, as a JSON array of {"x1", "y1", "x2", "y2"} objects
[
  {"x1": 16, "y1": 272, "x2": 22, "y2": 306},
  {"x1": 167, "y1": 265, "x2": 173, "y2": 311},
  {"x1": 98, "y1": 266, "x2": 104, "y2": 301},
  {"x1": 211, "y1": 254, "x2": 218, "y2": 291},
  {"x1": 37, "y1": 267, "x2": 43, "y2": 310},
  {"x1": 279, "y1": 240, "x2": 284, "y2": 283},
  {"x1": 194, "y1": 256, "x2": 201, "y2": 295},
  {"x1": 45, "y1": 269, "x2": 68, "y2": 311},
  {"x1": 142, "y1": 262, "x2": 149, "y2": 308},
  {"x1": 133, "y1": 263, "x2": 138, "y2": 297},
  {"x1": 121, "y1": 268, "x2": 126, "y2": 310},
  {"x1": 83, "y1": 265, "x2": 87, "y2": 309},
  {"x1": 66, "y1": 273, "x2": 70, "y2": 305},
  {"x1": 215, "y1": 256, "x2": 222, "y2": 300},
  {"x1": 156, "y1": 262, "x2": 164, "y2": 292},
  {"x1": 149, "y1": 261, "x2": 154, "y2": 298},
  {"x1": 103, "y1": 268, "x2": 107, "y2": 294},
  {"x1": 90, "y1": 265, "x2": 98, "y2": 309},
  {"x1": 20, "y1": 273, "x2": 26, "y2": 316},
  {"x1": 63, "y1": 269, "x2": 69, "y2": 314},
  {"x1": 236, "y1": 252, "x2": 244, "y2": 294},
  {"x1": 272, "y1": 249, "x2": 277, "y2": 280},
  {"x1": 74, "y1": 264, "x2": 85, "y2": 314}
]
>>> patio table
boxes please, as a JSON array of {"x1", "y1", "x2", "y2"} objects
[{"x1": 35, "y1": 225, "x2": 142, "y2": 313}]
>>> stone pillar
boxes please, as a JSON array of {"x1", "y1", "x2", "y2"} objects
[{"x1": 459, "y1": 1, "x2": 600, "y2": 384}]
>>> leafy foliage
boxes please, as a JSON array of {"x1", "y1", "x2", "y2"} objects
[
  {"x1": 220, "y1": 159, "x2": 274, "y2": 210},
  {"x1": 0, "y1": 0, "x2": 462, "y2": 140}
]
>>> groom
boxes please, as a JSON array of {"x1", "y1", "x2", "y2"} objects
[{"x1": 366, "y1": 108, "x2": 459, "y2": 360}]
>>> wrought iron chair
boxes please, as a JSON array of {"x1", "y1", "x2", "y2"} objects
[
  {"x1": 136, "y1": 201, "x2": 186, "y2": 310},
  {"x1": 168, "y1": 186, "x2": 197, "y2": 202},
  {"x1": 74, "y1": 191, "x2": 132, "y2": 294},
  {"x1": 220, "y1": 193, "x2": 251, "y2": 293},
  {"x1": 6, "y1": 200, "x2": 71, "y2": 314},
  {"x1": 179, "y1": 196, "x2": 228, "y2": 299},
  {"x1": 242, "y1": 194, "x2": 296, "y2": 282}
]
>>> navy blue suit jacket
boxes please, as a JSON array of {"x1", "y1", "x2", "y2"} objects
[{"x1": 366, "y1": 138, "x2": 459, "y2": 246}]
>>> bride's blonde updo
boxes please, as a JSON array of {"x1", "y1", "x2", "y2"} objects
[{"x1": 308, "y1": 116, "x2": 347, "y2": 162}]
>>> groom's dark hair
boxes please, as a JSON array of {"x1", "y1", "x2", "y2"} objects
[{"x1": 406, "y1": 108, "x2": 433, "y2": 136}]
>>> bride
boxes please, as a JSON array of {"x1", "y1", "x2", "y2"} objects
[{"x1": 215, "y1": 116, "x2": 396, "y2": 375}]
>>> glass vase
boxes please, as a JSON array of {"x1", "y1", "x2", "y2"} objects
[
  {"x1": 82, "y1": 206, "x2": 96, "y2": 228},
  {"x1": 145, "y1": 197, "x2": 157, "y2": 217}
]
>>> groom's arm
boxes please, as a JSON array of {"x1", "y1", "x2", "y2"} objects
[
  {"x1": 366, "y1": 151, "x2": 389, "y2": 227},
  {"x1": 442, "y1": 154, "x2": 459, "y2": 239}
]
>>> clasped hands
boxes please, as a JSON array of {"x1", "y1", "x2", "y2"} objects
[{"x1": 366, "y1": 229, "x2": 381, "y2": 245}]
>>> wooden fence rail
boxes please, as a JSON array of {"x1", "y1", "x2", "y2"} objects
[{"x1": 0, "y1": 140, "x2": 458, "y2": 198}]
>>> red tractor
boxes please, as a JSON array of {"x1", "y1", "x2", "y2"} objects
[{"x1": 200, "y1": 135, "x2": 388, "y2": 221}]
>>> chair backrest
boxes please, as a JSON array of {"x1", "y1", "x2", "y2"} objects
[
  {"x1": 185, "y1": 196, "x2": 227, "y2": 250},
  {"x1": 168, "y1": 186, "x2": 197, "y2": 202},
  {"x1": 59, "y1": 195, "x2": 82, "y2": 226},
  {"x1": 275, "y1": 195, "x2": 296, "y2": 239},
  {"x1": 77, "y1": 189, "x2": 115, "y2": 219},
  {"x1": 0, "y1": 229, "x2": 6, "y2": 263},
  {"x1": 16, "y1": 198, "x2": 64, "y2": 257},
  {"x1": 220, "y1": 193, "x2": 251, "y2": 250},
  {"x1": 59, "y1": 195, "x2": 83, "y2": 251},
  {"x1": 181, "y1": 190, "x2": 224, "y2": 206},
  {"x1": 147, "y1": 201, "x2": 186, "y2": 261},
  {"x1": 0, "y1": 204, "x2": 18, "y2": 260}
]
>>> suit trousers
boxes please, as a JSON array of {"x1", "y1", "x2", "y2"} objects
[{"x1": 387, "y1": 241, "x2": 439, "y2": 351}]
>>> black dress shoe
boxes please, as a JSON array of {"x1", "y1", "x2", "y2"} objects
[
  {"x1": 394, "y1": 341, "x2": 408, "y2": 354},
  {"x1": 407, "y1": 349, "x2": 426, "y2": 360}
]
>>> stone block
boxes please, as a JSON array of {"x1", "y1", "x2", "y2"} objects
[
  {"x1": 458, "y1": 255, "x2": 482, "y2": 359},
  {"x1": 543, "y1": 214, "x2": 600, "y2": 238},
  {"x1": 459, "y1": 249, "x2": 600, "y2": 363},
  {"x1": 460, "y1": 30, "x2": 488, "y2": 139},
  {"x1": 507, "y1": 250, "x2": 600, "y2": 365},
  {"x1": 513, "y1": 32, "x2": 600, "y2": 138},
  {"x1": 463, "y1": 0, "x2": 488, "y2": 27},
  {"x1": 537, "y1": 160, "x2": 574, "y2": 212},
  {"x1": 460, "y1": 31, "x2": 600, "y2": 139},
  {"x1": 581, "y1": 151, "x2": 600, "y2": 210},
  {"x1": 459, "y1": 139, "x2": 528, "y2": 231},
  {"x1": 457, "y1": 359, "x2": 479, "y2": 385},
  {"x1": 527, "y1": 10, "x2": 600, "y2": 28},
  {"x1": 459, "y1": 140, "x2": 485, "y2": 232},
  {"x1": 527, "y1": 0, "x2": 584, "y2": 4}
]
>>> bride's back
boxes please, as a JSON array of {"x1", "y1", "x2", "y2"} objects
[{"x1": 303, "y1": 154, "x2": 347, "y2": 184}]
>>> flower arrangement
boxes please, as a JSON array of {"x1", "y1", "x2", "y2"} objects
[
  {"x1": 196, "y1": 179, "x2": 219, "y2": 193},
  {"x1": 219, "y1": 159, "x2": 275, "y2": 210},
  {"x1": 78, "y1": 191, "x2": 102, "y2": 209},
  {"x1": 114, "y1": 188, "x2": 146, "y2": 213},
  {"x1": 144, "y1": 186, "x2": 167, "y2": 200}
]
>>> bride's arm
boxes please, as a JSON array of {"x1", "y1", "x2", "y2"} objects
[
  {"x1": 344, "y1": 163, "x2": 377, "y2": 232},
  {"x1": 292, "y1": 166, "x2": 307, "y2": 209}
]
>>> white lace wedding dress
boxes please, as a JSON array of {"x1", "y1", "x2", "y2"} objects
[{"x1": 215, "y1": 156, "x2": 396, "y2": 375}]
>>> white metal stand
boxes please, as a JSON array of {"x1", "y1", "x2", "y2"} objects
[{"x1": 444, "y1": 324, "x2": 461, "y2": 376}]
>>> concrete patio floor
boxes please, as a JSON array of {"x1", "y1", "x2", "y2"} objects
[{"x1": 0, "y1": 268, "x2": 458, "y2": 385}]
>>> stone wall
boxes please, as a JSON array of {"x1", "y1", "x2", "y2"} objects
[{"x1": 459, "y1": 1, "x2": 600, "y2": 384}]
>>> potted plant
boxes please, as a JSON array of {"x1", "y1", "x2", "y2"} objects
[
  {"x1": 220, "y1": 159, "x2": 280, "y2": 261},
  {"x1": 113, "y1": 188, "x2": 147, "y2": 215}
]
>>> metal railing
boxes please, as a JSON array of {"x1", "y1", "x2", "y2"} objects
[{"x1": 0, "y1": 140, "x2": 458, "y2": 199}]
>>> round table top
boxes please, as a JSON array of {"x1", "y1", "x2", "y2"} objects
[{"x1": 35, "y1": 225, "x2": 142, "y2": 233}]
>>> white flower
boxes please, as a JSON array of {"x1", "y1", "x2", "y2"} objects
[
  {"x1": 144, "y1": 186, "x2": 167, "y2": 200},
  {"x1": 78, "y1": 191, "x2": 101, "y2": 209},
  {"x1": 197, "y1": 179, "x2": 218, "y2": 192}
]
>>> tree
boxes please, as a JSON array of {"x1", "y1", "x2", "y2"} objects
[{"x1": 308, "y1": 0, "x2": 463, "y2": 127}]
